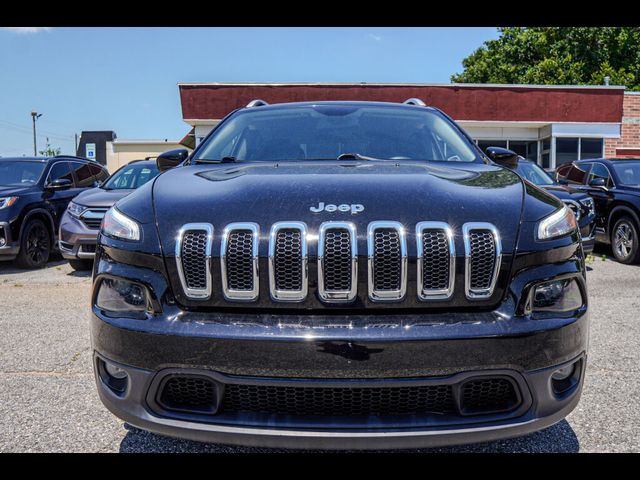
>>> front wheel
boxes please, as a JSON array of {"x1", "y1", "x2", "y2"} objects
[
  {"x1": 15, "y1": 219, "x2": 51, "y2": 269},
  {"x1": 611, "y1": 216, "x2": 640, "y2": 264}
]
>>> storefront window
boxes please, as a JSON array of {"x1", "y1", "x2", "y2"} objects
[
  {"x1": 580, "y1": 138, "x2": 604, "y2": 160},
  {"x1": 541, "y1": 138, "x2": 551, "y2": 168},
  {"x1": 556, "y1": 138, "x2": 579, "y2": 167}
]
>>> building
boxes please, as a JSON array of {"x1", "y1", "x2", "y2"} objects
[
  {"x1": 105, "y1": 138, "x2": 185, "y2": 172},
  {"x1": 76, "y1": 131, "x2": 117, "y2": 166},
  {"x1": 178, "y1": 82, "x2": 640, "y2": 169}
]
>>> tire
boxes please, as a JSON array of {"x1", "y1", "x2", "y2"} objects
[
  {"x1": 15, "y1": 219, "x2": 51, "y2": 269},
  {"x1": 611, "y1": 216, "x2": 640, "y2": 264},
  {"x1": 68, "y1": 259, "x2": 93, "y2": 271}
]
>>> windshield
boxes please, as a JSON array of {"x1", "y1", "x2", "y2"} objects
[
  {"x1": 611, "y1": 161, "x2": 640, "y2": 186},
  {"x1": 102, "y1": 163, "x2": 159, "y2": 190},
  {"x1": 194, "y1": 104, "x2": 479, "y2": 163},
  {"x1": 0, "y1": 161, "x2": 45, "y2": 187},
  {"x1": 514, "y1": 161, "x2": 555, "y2": 186}
]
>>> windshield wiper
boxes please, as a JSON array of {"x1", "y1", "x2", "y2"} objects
[{"x1": 194, "y1": 156, "x2": 238, "y2": 164}]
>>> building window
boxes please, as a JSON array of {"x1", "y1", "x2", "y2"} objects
[
  {"x1": 556, "y1": 137, "x2": 579, "y2": 167},
  {"x1": 541, "y1": 138, "x2": 551, "y2": 168},
  {"x1": 580, "y1": 138, "x2": 604, "y2": 160}
]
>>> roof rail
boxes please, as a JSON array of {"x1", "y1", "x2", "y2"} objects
[
  {"x1": 403, "y1": 98, "x2": 426, "y2": 106},
  {"x1": 53, "y1": 154, "x2": 99, "y2": 162},
  {"x1": 246, "y1": 99, "x2": 269, "y2": 108}
]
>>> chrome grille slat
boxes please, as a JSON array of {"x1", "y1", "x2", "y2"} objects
[
  {"x1": 367, "y1": 221, "x2": 407, "y2": 301},
  {"x1": 175, "y1": 223, "x2": 213, "y2": 299},
  {"x1": 269, "y1": 222, "x2": 308, "y2": 302},
  {"x1": 221, "y1": 223, "x2": 259, "y2": 301},
  {"x1": 416, "y1": 222, "x2": 455, "y2": 300},
  {"x1": 318, "y1": 222, "x2": 358, "y2": 303},
  {"x1": 463, "y1": 223, "x2": 502, "y2": 300}
]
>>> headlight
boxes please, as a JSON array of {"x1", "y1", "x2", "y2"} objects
[
  {"x1": 101, "y1": 207, "x2": 141, "y2": 241},
  {"x1": 66, "y1": 201, "x2": 86, "y2": 218},
  {"x1": 537, "y1": 205, "x2": 577, "y2": 240},
  {"x1": 95, "y1": 277, "x2": 149, "y2": 319},
  {"x1": 579, "y1": 197, "x2": 595, "y2": 217},
  {"x1": 0, "y1": 197, "x2": 18, "y2": 210},
  {"x1": 562, "y1": 200, "x2": 581, "y2": 222},
  {"x1": 528, "y1": 277, "x2": 584, "y2": 318}
]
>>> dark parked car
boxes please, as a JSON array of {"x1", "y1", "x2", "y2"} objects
[
  {"x1": 59, "y1": 159, "x2": 159, "y2": 271},
  {"x1": 91, "y1": 100, "x2": 588, "y2": 449},
  {"x1": 0, "y1": 156, "x2": 108, "y2": 268},
  {"x1": 496, "y1": 156, "x2": 596, "y2": 254},
  {"x1": 556, "y1": 158, "x2": 640, "y2": 264}
]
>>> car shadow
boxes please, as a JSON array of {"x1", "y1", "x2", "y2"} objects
[
  {"x1": 118, "y1": 420, "x2": 579, "y2": 453},
  {"x1": 0, "y1": 256, "x2": 66, "y2": 275}
]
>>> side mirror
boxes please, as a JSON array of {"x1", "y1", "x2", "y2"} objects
[
  {"x1": 157, "y1": 148, "x2": 189, "y2": 172},
  {"x1": 589, "y1": 177, "x2": 607, "y2": 190},
  {"x1": 485, "y1": 146, "x2": 519, "y2": 168},
  {"x1": 45, "y1": 178, "x2": 73, "y2": 191}
]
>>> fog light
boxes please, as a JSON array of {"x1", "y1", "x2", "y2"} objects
[
  {"x1": 551, "y1": 364, "x2": 575, "y2": 381},
  {"x1": 96, "y1": 277, "x2": 149, "y2": 318},
  {"x1": 104, "y1": 362, "x2": 127, "y2": 379},
  {"x1": 97, "y1": 358, "x2": 128, "y2": 395}
]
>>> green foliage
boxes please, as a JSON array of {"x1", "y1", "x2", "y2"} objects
[
  {"x1": 451, "y1": 28, "x2": 640, "y2": 90},
  {"x1": 39, "y1": 146, "x2": 61, "y2": 157}
]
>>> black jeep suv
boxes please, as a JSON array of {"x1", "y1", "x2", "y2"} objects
[
  {"x1": 0, "y1": 156, "x2": 108, "y2": 268},
  {"x1": 91, "y1": 100, "x2": 589, "y2": 449},
  {"x1": 556, "y1": 158, "x2": 640, "y2": 264}
]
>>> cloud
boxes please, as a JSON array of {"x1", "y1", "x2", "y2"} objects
[
  {"x1": 1, "y1": 27, "x2": 52, "y2": 34},
  {"x1": 368, "y1": 33, "x2": 382, "y2": 42}
]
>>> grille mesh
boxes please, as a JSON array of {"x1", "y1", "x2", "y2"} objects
[
  {"x1": 469, "y1": 231, "x2": 496, "y2": 290},
  {"x1": 421, "y1": 229, "x2": 450, "y2": 291},
  {"x1": 274, "y1": 229, "x2": 303, "y2": 291},
  {"x1": 181, "y1": 230, "x2": 209, "y2": 290},
  {"x1": 460, "y1": 378, "x2": 518, "y2": 413},
  {"x1": 323, "y1": 229, "x2": 353, "y2": 291},
  {"x1": 373, "y1": 228, "x2": 401, "y2": 291},
  {"x1": 159, "y1": 376, "x2": 217, "y2": 412},
  {"x1": 226, "y1": 230, "x2": 254, "y2": 291},
  {"x1": 222, "y1": 383, "x2": 456, "y2": 416}
]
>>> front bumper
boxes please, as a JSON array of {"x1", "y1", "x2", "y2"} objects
[
  {"x1": 91, "y1": 303, "x2": 588, "y2": 449},
  {"x1": 58, "y1": 213, "x2": 98, "y2": 260},
  {"x1": 0, "y1": 221, "x2": 19, "y2": 260}
]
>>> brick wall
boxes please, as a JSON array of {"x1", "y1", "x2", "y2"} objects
[{"x1": 605, "y1": 93, "x2": 640, "y2": 157}]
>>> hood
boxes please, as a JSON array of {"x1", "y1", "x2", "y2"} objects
[
  {"x1": 153, "y1": 161, "x2": 528, "y2": 257},
  {"x1": 0, "y1": 185, "x2": 37, "y2": 196},
  {"x1": 616, "y1": 185, "x2": 640, "y2": 194},
  {"x1": 73, "y1": 187, "x2": 134, "y2": 207},
  {"x1": 541, "y1": 184, "x2": 589, "y2": 201}
]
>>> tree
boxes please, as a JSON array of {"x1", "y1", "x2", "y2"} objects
[
  {"x1": 451, "y1": 28, "x2": 640, "y2": 90},
  {"x1": 38, "y1": 137, "x2": 61, "y2": 157}
]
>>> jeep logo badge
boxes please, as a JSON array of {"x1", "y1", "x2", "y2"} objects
[{"x1": 310, "y1": 202, "x2": 365, "y2": 215}]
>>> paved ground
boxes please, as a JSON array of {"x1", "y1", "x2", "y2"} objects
[{"x1": 0, "y1": 247, "x2": 638, "y2": 452}]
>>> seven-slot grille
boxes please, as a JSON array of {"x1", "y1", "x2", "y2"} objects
[
  {"x1": 175, "y1": 221, "x2": 502, "y2": 303},
  {"x1": 269, "y1": 222, "x2": 308, "y2": 301},
  {"x1": 221, "y1": 223, "x2": 259, "y2": 301}
]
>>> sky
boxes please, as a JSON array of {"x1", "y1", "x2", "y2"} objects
[{"x1": 0, "y1": 27, "x2": 499, "y2": 157}]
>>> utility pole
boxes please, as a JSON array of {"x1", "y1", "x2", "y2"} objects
[
  {"x1": 31, "y1": 111, "x2": 42, "y2": 156},
  {"x1": 74, "y1": 133, "x2": 78, "y2": 154}
]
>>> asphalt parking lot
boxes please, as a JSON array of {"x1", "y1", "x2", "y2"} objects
[{"x1": 0, "y1": 247, "x2": 638, "y2": 453}]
